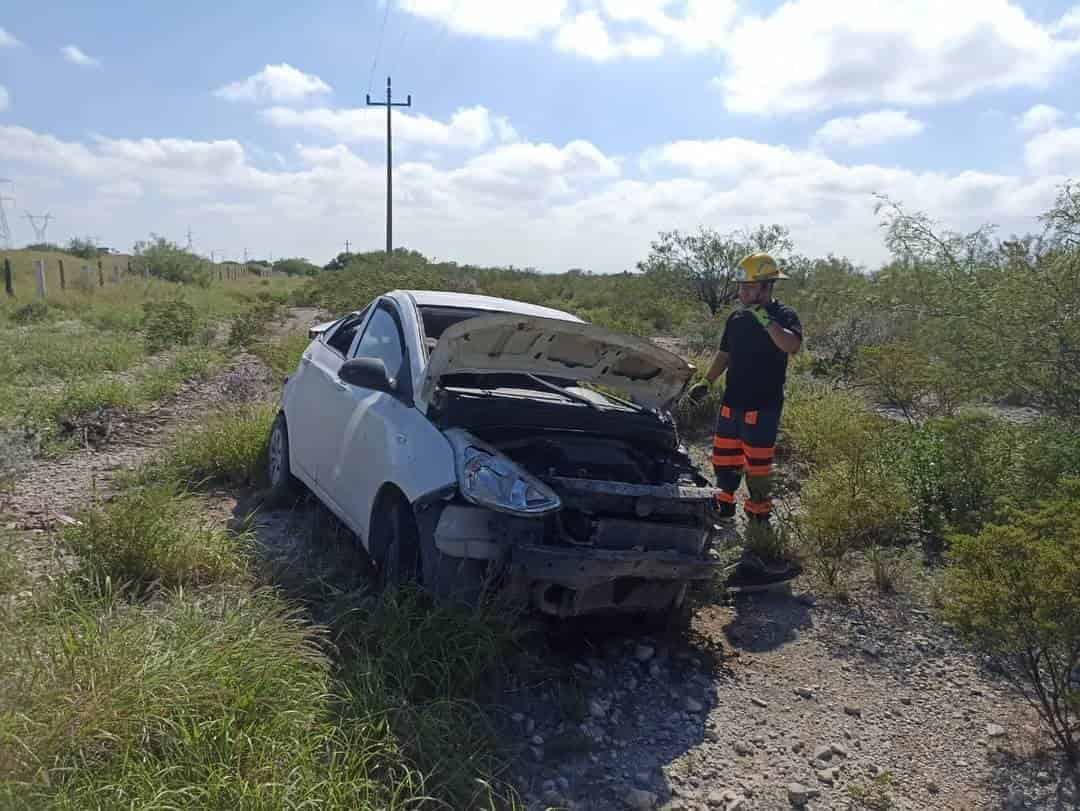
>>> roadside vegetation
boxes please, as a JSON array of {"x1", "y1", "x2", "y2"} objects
[
  {"x1": 2, "y1": 180, "x2": 1079, "y2": 803},
  {"x1": 0, "y1": 242, "x2": 300, "y2": 462}
]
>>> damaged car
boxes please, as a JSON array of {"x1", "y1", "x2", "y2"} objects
[{"x1": 269, "y1": 290, "x2": 725, "y2": 619}]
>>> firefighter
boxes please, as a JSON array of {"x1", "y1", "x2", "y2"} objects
[{"x1": 689, "y1": 252, "x2": 803, "y2": 587}]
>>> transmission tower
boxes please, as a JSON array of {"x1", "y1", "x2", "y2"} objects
[
  {"x1": 0, "y1": 180, "x2": 13, "y2": 250},
  {"x1": 24, "y1": 212, "x2": 53, "y2": 243}
]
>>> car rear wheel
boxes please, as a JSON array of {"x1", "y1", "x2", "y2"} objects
[{"x1": 266, "y1": 413, "x2": 302, "y2": 506}]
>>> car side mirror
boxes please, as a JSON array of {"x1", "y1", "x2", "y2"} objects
[{"x1": 339, "y1": 357, "x2": 395, "y2": 393}]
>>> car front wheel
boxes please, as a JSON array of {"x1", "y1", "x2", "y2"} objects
[
  {"x1": 266, "y1": 413, "x2": 301, "y2": 506},
  {"x1": 374, "y1": 494, "x2": 421, "y2": 590}
]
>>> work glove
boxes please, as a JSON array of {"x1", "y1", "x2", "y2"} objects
[{"x1": 749, "y1": 306, "x2": 772, "y2": 329}]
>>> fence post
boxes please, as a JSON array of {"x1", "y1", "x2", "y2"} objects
[
  {"x1": 34, "y1": 260, "x2": 47, "y2": 299},
  {"x1": 113, "y1": 264, "x2": 120, "y2": 283},
  {"x1": 97, "y1": 260, "x2": 105, "y2": 287},
  {"x1": 3, "y1": 258, "x2": 13, "y2": 297},
  {"x1": 58, "y1": 258, "x2": 66, "y2": 290}
]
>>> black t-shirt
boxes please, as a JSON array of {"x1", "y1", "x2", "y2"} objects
[{"x1": 719, "y1": 300, "x2": 802, "y2": 408}]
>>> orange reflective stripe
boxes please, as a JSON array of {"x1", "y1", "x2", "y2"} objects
[
  {"x1": 744, "y1": 410, "x2": 759, "y2": 425},
  {"x1": 744, "y1": 500, "x2": 772, "y2": 515},
  {"x1": 712, "y1": 437, "x2": 743, "y2": 450},
  {"x1": 720, "y1": 405, "x2": 732, "y2": 419},
  {"x1": 714, "y1": 490, "x2": 736, "y2": 504},
  {"x1": 745, "y1": 463, "x2": 773, "y2": 477},
  {"x1": 711, "y1": 456, "x2": 745, "y2": 469},
  {"x1": 744, "y1": 446, "x2": 775, "y2": 462}
]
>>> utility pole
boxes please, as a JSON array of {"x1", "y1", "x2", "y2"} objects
[
  {"x1": 366, "y1": 76, "x2": 411, "y2": 267},
  {"x1": 186, "y1": 226, "x2": 193, "y2": 252},
  {"x1": 344, "y1": 239, "x2": 351, "y2": 254}
]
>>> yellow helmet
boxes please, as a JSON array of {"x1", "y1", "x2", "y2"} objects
[{"x1": 734, "y1": 252, "x2": 789, "y2": 283}]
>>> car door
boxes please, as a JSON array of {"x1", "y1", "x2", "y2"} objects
[
  {"x1": 286, "y1": 308, "x2": 369, "y2": 484},
  {"x1": 318, "y1": 300, "x2": 412, "y2": 543}
]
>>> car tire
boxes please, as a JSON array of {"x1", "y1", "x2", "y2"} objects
[
  {"x1": 266, "y1": 413, "x2": 302, "y2": 507},
  {"x1": 419, "y1": 527, "x2": 487, "y2": 607},
  {"x1": 375, "y1": 494, "x2": 422, "y2": 590}
]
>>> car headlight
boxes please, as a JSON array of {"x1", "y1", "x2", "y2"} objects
[{"x1": 446, "y1": 430, "x2": 561, "y2": 516}]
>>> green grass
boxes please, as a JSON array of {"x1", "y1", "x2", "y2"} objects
[
  {"x1": 251, "y1": 332, "x2": 311, "y2": 380},
  {"x1": 143, "y1": 402, "x2": 277, "y2": 489},
  {"x1": 63, "y1": 483, "x2": 250, "y2": 594}
]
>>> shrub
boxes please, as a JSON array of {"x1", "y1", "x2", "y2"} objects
[
  {"x1": 63, "y1": 483, "x2": 249, "y2": 592},
  {"x1": 11, "y1": 301, "x2": 52, "y2": 324},
  {"x1": 856, "y1": 342, "x2": 968, "y2": 421},
  {"x1": 781, "y1": 381, "x2": 888, "y2": 470},
  {"x1": 228, "y1": 301, "x2": 281, "y2": 349},
  {"x1": 884, "y1": 412, "x2": 1016, "y2": 542},
  {"x1": 142, "y1": 296, "x2": 200, "y2": 353},
  {"x1": 943, "y1": 481, "x2": 1080, "y2": 773},
  {"x1": 797, "y1": 458, "x2": 911, "y2": 593}
]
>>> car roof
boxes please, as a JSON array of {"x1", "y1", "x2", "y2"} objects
[{"x1": 394, "y1": 290, "x2": 583, "y2": 323}]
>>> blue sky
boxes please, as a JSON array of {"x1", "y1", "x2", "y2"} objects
[{"x1": 2, "y1": 0, "x2": 1079, "y2": 272}]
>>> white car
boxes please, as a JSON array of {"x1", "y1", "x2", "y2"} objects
[{"x1": 269, "y1": 290, "x2": 723, "y2": 618}]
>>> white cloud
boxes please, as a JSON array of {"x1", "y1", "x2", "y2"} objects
[
  {"x1": 398, "y1": 0, "x2": 567, "y2": 39},
  {"x1": 598, "y1": 0, "x2": 736, "y2": 52},
  {"x1": 215, "y1": 63, "x2": 331, "y2": 103},
  {"x1": 1025, "y1": 126, "x2": 1080, "y2": 174},
  {"x1": 0, "y1": 123, "x2": 1064, "y2": 275},
  {"x1": 262, "y1": 104, "x2": 517, "y2": 149},
  {"x1": 1017, "y1": 104, "x2": 1063, "y2": 133},
  {"x1": 0, "y1": 85, "x2": 8, "y2": 112},
  {"x1": 61, "y1": 45, "x2": 101, "y2": 68},
  {"x1": 1056, "y1": 6, "x2": 1080, "y2": 34},
  {"x1": 713, "y1": 0, "x2": 1080, "y2": 115},
  {"x1": 397, "y1": 0, "x2": 731, "y2": 59},
  {"x1": 0, "y1": 26, "x2": 21, "y2": 48},
  {"x1": 554, "y1": 11, "x2": 664, "y2": 61},
  {"x1": 814, "y1": 110, "x2": 926, "y2": 147}
]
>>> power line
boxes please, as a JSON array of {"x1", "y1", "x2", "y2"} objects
[
  {"x1": 366, "y1": 75, "x2": 412, "y2": 267},
  {"x1": 367, "y1": 0, "x2": 395, "y2": 96}
]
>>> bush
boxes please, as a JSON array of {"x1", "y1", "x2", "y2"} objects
[
  {"x1": 797, "y1": 458, "x2": 911, "y2": 593},
  {"x1": 856, "y1": 342, "x2": 968, "y2": 421},
  {"x1": 884, "y1": 412, "x2": 1016, "y2": 542},
  {"x1": 781, "y1": 381, "x2": 888, "y2": 470},
  {"x1": 10, "y1": 301, "x2": 52, "y2": 324},
  {"x1": 228, "y1": 301, "x2": 281, "y2": 349},
  {"x1": 142, "y1": 296, "x2": 200, "y2": 352},
  {"x1": 63, "y1": 483, "x2": 249, "y2": 592},
  {"x1": 943, "y1": 481, "x2": 1080, "y2": 773}
]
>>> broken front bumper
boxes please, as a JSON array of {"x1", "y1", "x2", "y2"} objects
[{"x1": 508, "y1": 543, "x2": 723, "y2": 618}]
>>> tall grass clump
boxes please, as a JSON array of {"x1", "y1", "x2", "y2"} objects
[
  {"x1": 0, "y1": 585, "x2": 429, "y2": 809},
  {"x1": 154, "y1": 402, "x2": 276, "y2": 488},
  {"x1": 64, "y1": 483, "x2": 249, "y2": 593},
  {"x1": 336, "y1": 586, "x2": 521, "y2": 808}
]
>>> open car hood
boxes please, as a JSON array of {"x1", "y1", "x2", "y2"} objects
[{"x1": 419, "y1": 314, "x2": 694, "y2": 412}]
